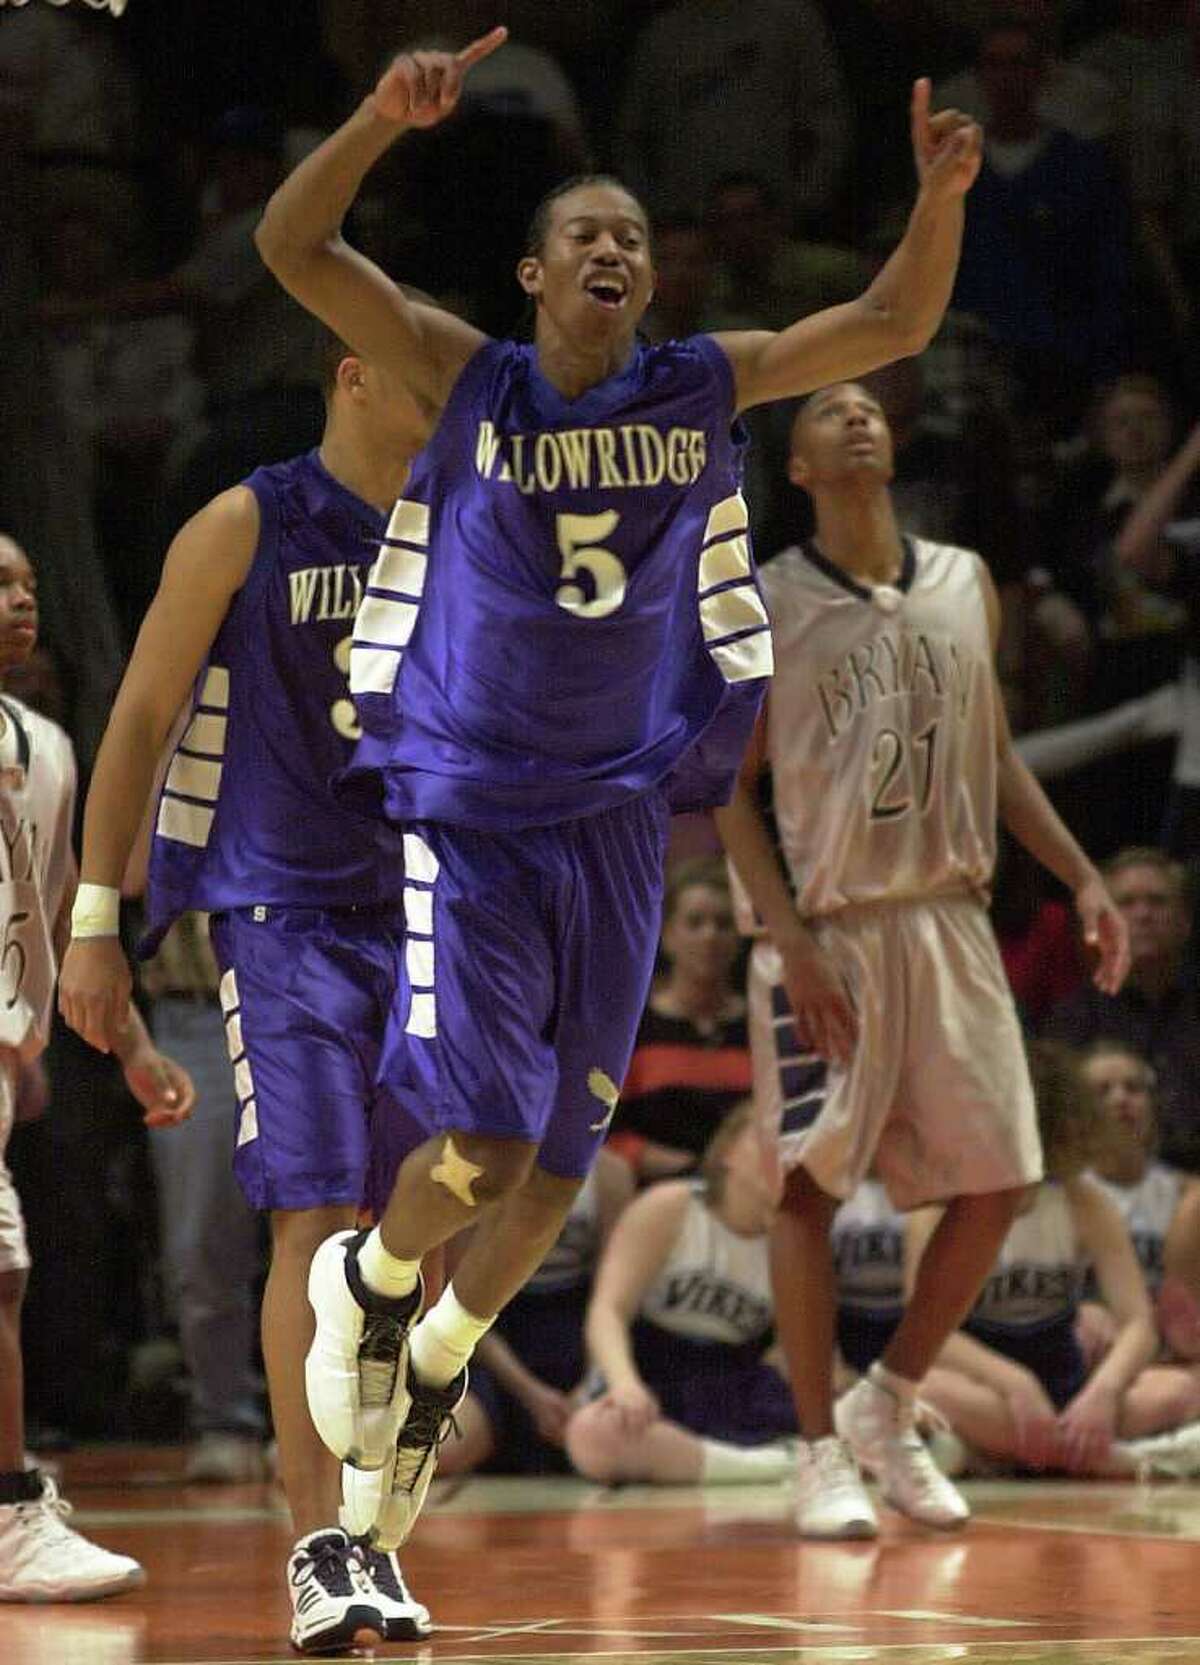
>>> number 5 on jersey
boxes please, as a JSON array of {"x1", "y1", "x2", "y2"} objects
[{"x1": 555, "y1": 512, "x2": 627, "y2": 619}]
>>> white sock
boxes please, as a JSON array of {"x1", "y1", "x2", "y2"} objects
[
  {"x1": 701, "y1": 1439, "x2": 795, "y2": 1484},
  {"x1": 408, "y1": 1283, "x2": 494, "y2": 1389},
  {"x1": 356, "y1": 1227, "x2": 420, "y2": 1300}
]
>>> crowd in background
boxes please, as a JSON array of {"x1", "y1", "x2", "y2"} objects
[{"x1": 5, "y1": 0, "x2": 1200, "y2": 1474}]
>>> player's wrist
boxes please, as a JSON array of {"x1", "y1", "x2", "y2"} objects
[
  {"x1": 70, "y1": 882, "x2": 121, "y2": 940},
  {"x1": 1070, "y1": 864, "x2": 1103, "y2": 900},
  {"x1": 363, "y1": 90, "x2": 412, "y2": 136},
  {"x1": 775, "y1": 917, "x2": 820, "y2": 960},
  {"x1": 110, "y1": 1011, "x2": 143, "y2": 1063}
]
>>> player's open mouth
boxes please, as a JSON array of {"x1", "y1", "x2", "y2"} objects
[{"x1": 584, "y1": 279, "x2": 627, "y2": 310}]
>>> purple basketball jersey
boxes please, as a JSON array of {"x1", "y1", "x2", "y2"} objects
[
  {"x1": 340, "y1": 335, "x2": 772, "y2": 830},
  {"x1": 145, "y1": 451, "x2": 405, "y2": 951}
]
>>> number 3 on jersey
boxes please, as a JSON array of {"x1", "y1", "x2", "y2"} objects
[
  {"x1": 555, "y1": 512, "x2": 627, "y2": 619},
  {"x1": 331, "y1": 636, "x2": 360, "y2": 740},
  {"x1": 870, "y1": 720, "x2": 939, "y2": 821}
]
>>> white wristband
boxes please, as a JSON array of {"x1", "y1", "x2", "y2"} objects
[{"x1": 70, "y1": 882, "x2": 121, "y2": 939}]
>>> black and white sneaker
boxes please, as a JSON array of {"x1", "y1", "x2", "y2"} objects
[
  {"x1": 344, "y1": 1368, "x2": 467, "y2": 1552},
  {"x1": 357, "y1": 1544, "x2": 432, "y2": 1639},
  {"x1": 305, "y1": 1229, "x2": 424, "y2": 1470},
  {"x1": 286, "y1": 1527, "x2": 384, "y2": 1655}
]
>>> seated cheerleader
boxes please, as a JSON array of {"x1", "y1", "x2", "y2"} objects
[
  {"x1": 910, "y1": 1041, "x2": 1160, "y2": 1476},
  {"x1": 831, "y1": 1176, "x2": 906, "y2": 1388},
  {"x1": 1075, "y1": 1040, "x2": 1200, "y2": 1473},
  {"x1": 565, "y1": 1100, "x2": 798, "y2": 1485},
  {"x1": 435, "y1": 1148, "x2": 635, "y2": 1477}
]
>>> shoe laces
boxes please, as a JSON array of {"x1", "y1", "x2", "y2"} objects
[
  {"x1": 290, "y1": 1532, "x2": 363, "y2": 1599},
  {"x1": 13, "y1": 1477, "x2": 79, "y2": 1548},
  {"x1": 810, "y1": 1437, "x2": 862, "y2": 1487},
  {"x1": 393, "y1": 1387, "x2": 461, "y2": 1494},
  {"x1": 358, "y1": 1312, "x2": 407, "y2": 1407}
]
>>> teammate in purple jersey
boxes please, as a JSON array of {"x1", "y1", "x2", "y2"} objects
[
  {"x1": 58, "y1": 337, "x2": 433, "y2": 1655},
  {"x1": 253, "y1": 23, "x2": 983, "y2": 1552}
]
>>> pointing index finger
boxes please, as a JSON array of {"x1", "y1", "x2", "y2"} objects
[
  {"x1": 457, "y1": 25, "x2": 508, "y2": 70},
  {"x1": 911, "y1": 76, "x2": 931, "y2": 149}
]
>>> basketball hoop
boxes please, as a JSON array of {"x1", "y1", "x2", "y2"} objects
[{"x1": 0, "y1": 0, "x2": 128, "y2": 13}]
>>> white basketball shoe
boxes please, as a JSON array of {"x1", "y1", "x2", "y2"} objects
[
  {"x1": 0, "y1": 1474, "x2": 145, "y2": 1602},
  {"x1": 305, "y1": 1228, "x2": 423, "y2": 1471}
]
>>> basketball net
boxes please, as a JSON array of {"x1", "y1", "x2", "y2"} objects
[{"x1": 0, "y1": 0, "x2": 128, "y2": 13}]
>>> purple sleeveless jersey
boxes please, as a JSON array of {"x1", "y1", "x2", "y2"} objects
[
  {"x1": 339, "y1": 335, "x2": 773, "y2": 830},
  {"x1": 144, "y1": 451, "x2": 406, "y2": 953}
]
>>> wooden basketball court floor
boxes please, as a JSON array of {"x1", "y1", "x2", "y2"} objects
[{"x1": 9, "y1": 1448, "x2": 1200, "y2": 1664}]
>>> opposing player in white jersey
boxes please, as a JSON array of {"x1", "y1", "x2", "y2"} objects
[
  {"x1": 716, "y1": 384, "x2": 1129, "y2": 1538},
  {"x1": 0, "y1": 532, "x2": 194, "y2": 1602}
]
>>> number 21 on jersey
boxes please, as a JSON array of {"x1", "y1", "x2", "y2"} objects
[{"x1": 869, "y1": 720, "x2": 939, "y2": 821}]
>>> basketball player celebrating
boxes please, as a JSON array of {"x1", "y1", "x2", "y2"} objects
[
  {"x1": 249, "y1": 25, "x2": 982, "y2": 1554},
  {"x1": 0, "y1": 533, "x2": 194, "y2": 1602},
  {"x1": 716, "y1": 384, "x2": 1129, "y2": 1538},
  {"x1": 57, "y1": 346, "x2": 432, "y2": 1653}
]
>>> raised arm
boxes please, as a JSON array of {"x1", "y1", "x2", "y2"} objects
[
  {"x1": 1115, "y1": 421, "x2": 1200, "y2": 588},
  {"x1": 58, "y1": 489, "x2": 258, "y2": 1053},
  {"x1": 715, "y1": 81, "x2": 981, "y2": 411},
  {"x1": 980, "y1": 560, "x2": 1130, "y2": 996},
  {"x1": 254, "y1": 29, "x2": 506, "y2": 413}
]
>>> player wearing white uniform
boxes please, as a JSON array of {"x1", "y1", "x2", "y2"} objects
[
  {"x1": 717, "y1": 385, "x2": 1129, "y2": 1538},
  {"x1": 0, "y1": 533, "x2": 194, "y2": 1602}
]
